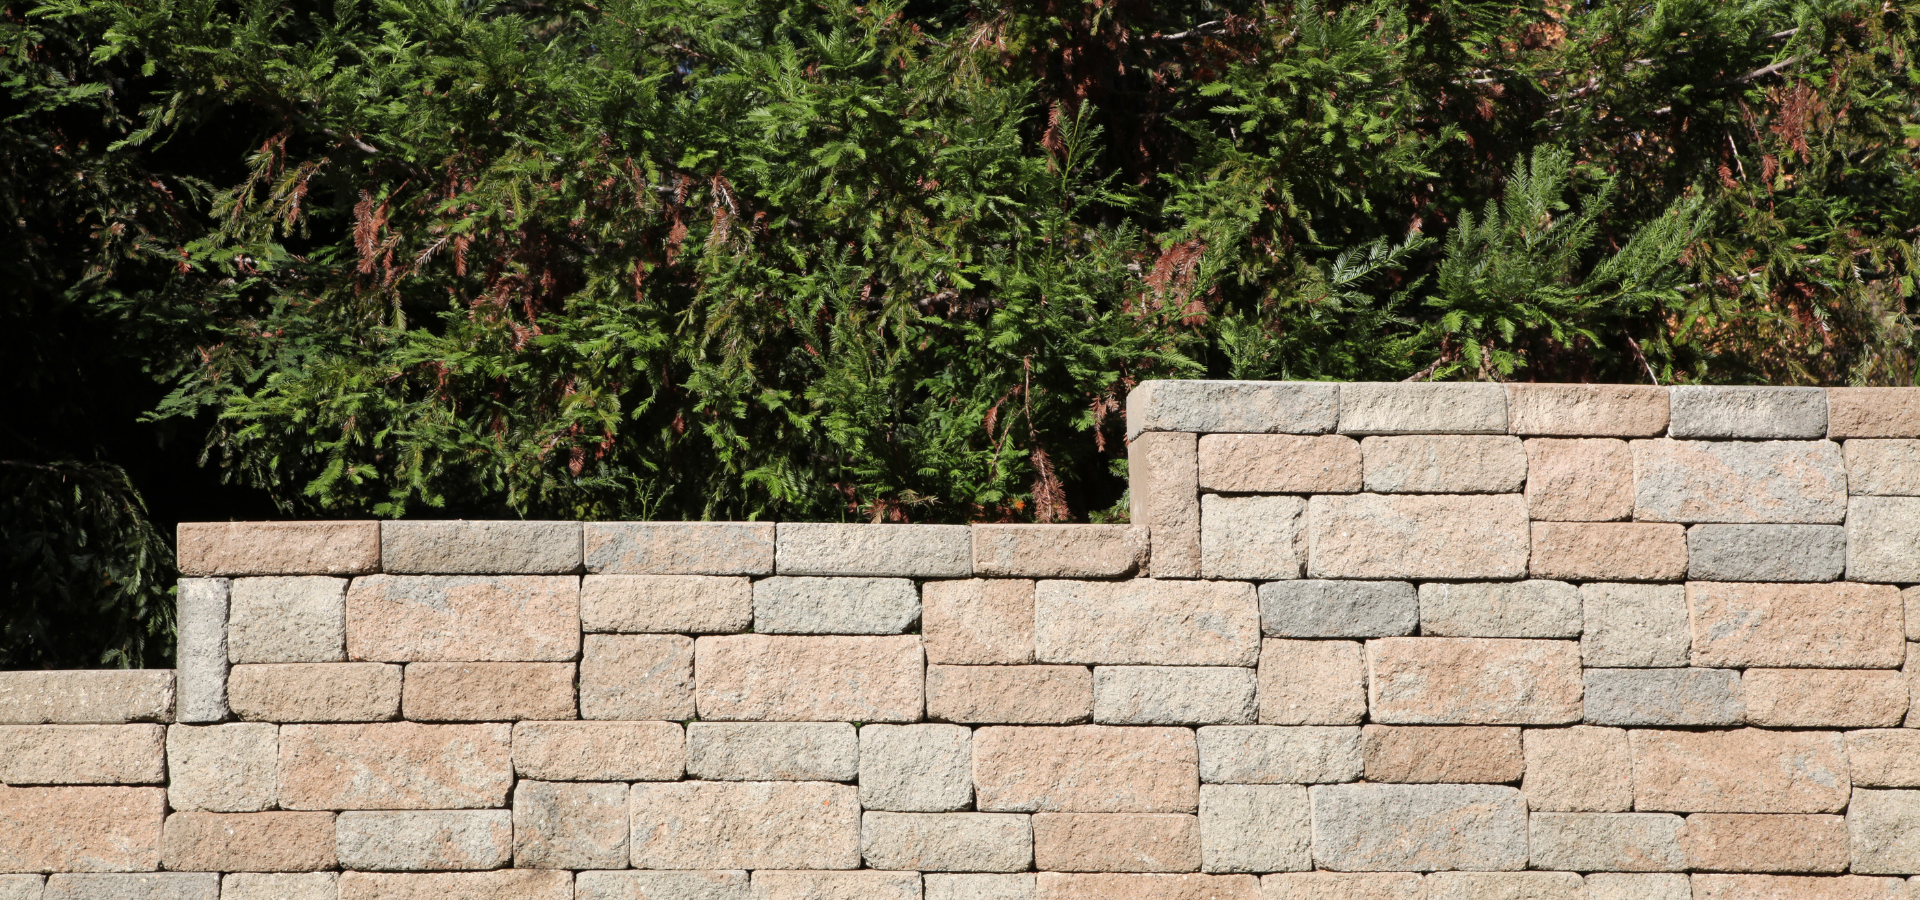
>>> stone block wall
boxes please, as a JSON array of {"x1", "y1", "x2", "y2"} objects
[{"x1": 2, "y1": 381, "x2": 1920, "y2": 900}]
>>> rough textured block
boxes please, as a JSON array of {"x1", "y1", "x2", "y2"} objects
[
  {"x1": 1037, "y1": 874, "x2": 1258, "y2": 900},
  {"x1": 581, "y1": 634, "x2": 694, "y2": 720},
  {"x1": 776, "y1": 523, "x2": 970, "y2": 577},
  {"x1": 695, "y1": 635, "x2": 922, "y2": 722},
  {"x1": 928, "y1": 665, "x2": 1091, "y2": 725},
  {"x1": 1035, "y1": 580, "x2": 1258, "y2": 666},
  {"x1": 1850, "y1": 789, "x2": 1920, "y2": 875},
  {"x1": 1847, "y1": 730, "x2": 1920, "y2": 787},
  {"x1": 175, "y1": 578, "x2": 229, "y2": 724},
  {"x1": 1522, "y1": 726, "x2": 1632, "y2": 812},
  {"x1": 41, "y1": 874, "x2": 218, "y2": 900},
  {"x1": 228, "y1": 662, "x2": 401, "y2": 722},
  {"x1": 1366, "y1": 638, "x2": 1582, "y2": 725},
  {"x1": 1424, "y1": 873, "x2": 1585, "y2": 900},
  {"x1": 1506, "y1": 384, "x2": 1670, "y2": 437},
  {"x1": 926, "y1": 874, "x2": 1034, "y2": 900},
  {"x1": 0, "y1": 725, "x2": 163, "y2": 786},
  {"x1": 1629, "y1": 728, "x2": 1848, "y2": 813},
  {"x1": 1034, "y1": 813, "x2": 1199, "y2": 873},
  {"x1": 749, "y1": 871, "x2": 922, "y2": 900},
  {"x1": 974, "y1": 726, "x2": 1198, "y2": 813},
  {"x1": 1260, "y1": 873, "x2": 1423, "y2": 900},
  {"x1": 581, "y1": 574, "x2": 752, "y2": 633},
  {"x1": 1359, "y1": 726, "x2": 1522, "y2": 784},
  {"x1": 0, "y1": 786, "x2": 164, "y2": 873},
  {"x1": 1306, "y1": 494, "x2": 1529, "y2": 580},
  {"x1": 923, "y1": 579, "x2": 1035, "y2": 665},
  {"x1": 1528, "y1": 812, "x2": 1686, "y2": 872},
  {"x1": 1632, "y1": 439, "x2": 1847, "y2": 523},
  {"x1": 1911, "y1": 589, "x2": 1920, "y2": 641},
  {"x1": 1685, "y1": 813, "x2": 1848, "y2": 873},
  {"x1": 1256, "y1": 640, "x2": 1365, "y2": 725},
  {"x1": 1581, "y1": 583, "x2": 1689, "y2": 666},
  {"x1": 628, "y1": 781, "x2": 860, "y2": 870},
  {"x1": 511, "y1": 721, "x2": 683, "y2": 782},
  {"x1": 973, "y1": 526, "x2": 1147, "y2": 578},
  {"x1": 277, "y1": 722, "x2": 511, "y2": 810},
  {"x1": 1845, "y1": 440, "x2": 1920, "y2": 496},
  {"x1": 1669, "y1": 386, "x2": 1827, "y2": 438},
  {"x1": 1094, "y1": 667, "x2": 1254, "y2": 726},
  {"x1": 221, "y1": 873, "x2": 338, "y2": 900},
  {"x1": 1828, "y1": 388, "x2": 1920, "y2": 438},
  {"x1": 1196, "y1": 726, "x2": 1361, "y2": 785},
  {"x1": 345, "y1": 575, "x2": 579, "y2": 662},
  {"x1": 753, "y1": 576, "x2": 919, "y2": 634},
  {"x1": 1417, "y1": 581, "x2": 1580, "y2": 639},
  {"x1": 1307, "y1": 783, "x2": 1527, "y2": 872},
  {"x1": 1197, "y1": 785, "x2": 1309, "y2": 874},
  {"x1": 1360, "y1": 435, "x2": 1526, "y2": 493},
  {"x1": 165, "y1": 723, "x2": 275, "y2": 812},
  {"x1": 576, "y1": 871, "x2": 750, "y2": 900},
  {"x1": 178, "y1": 521, "x2": 379, "y2": 576},
  {"x1": 861, "y1": 811, "x2": 1032, "y2": 872},
  {"x1": 1530, "y1": 522, "x2": 1687, "y2": 581},
  {"x1": 336, "y1": 810, "x2": 511, "y2": 870},
  {"x1": 1582, "y1": 668, "x2": 1745, "y2": 726},
  {"x1": 403, "y1": 662, "x2": 575, "y2": 722},
  {"x1": 1744, "y1": 668, "x2": 1908, "y2": 726},
  {"x1": 585, "y1": 522, "x2": 774, "y2": 576},
  {"x1": 1131, "y1": 432, "x2": 1200, "y2": 579},
  {"x1": 1524, "y1": 437, "x2": 1634, "y2": 521},
  {"x1": 687, "y1": 722, "x2": 858, "y2": 782},
  {"x1": 1849, "y1": 497, "x2": 1920, "y2": 582},
  {"x1": 1259, "y1": 581, "x2": 1415, "y2": 639},
  {"x1": 1687, "y1": 581, "x2": 1905, "y2": 668},
  {"x1": 859, "y1": 724, "x2": 971, "y2": 812},
  {"x1": 1197, "y1": 434, "x2": 1361, "y2": 494},
  {"x1": 380, "y1": 520, "x2": 579, "y2": 574},
  {"x1": 158, "y1": 811, "x2": 336, "y2": 872},
  {"x1": 0, "y1": 671, "x2": 173, "y2": 725},
  {"x1": 1337, "y1": 382, "x2": 1507, "y2": 435},
  {"x1": 1126, "y1": 381, "x2": 1340, "y2": 439},
  {"x1": 1584, "y1": 874, "x2": 1691, "y2": 900},
  {"x1": 1689, "y1": 875, "x2": 1910, "y2": 900},
  {"x1": 512, "y1": 780, "x2": 627, "y2": 869},
  {"x1": 336, "y1": 871, "x2": 572, "y2": 900},
  {"x1": 0, "y1": 877, "x2": 37, "y2": 900},
  {"x1": 1688, "y1": 524, "x2": 1846, "y2": 581},
  {"x1": 1200, "y1": 495, "x2": 1305, "y2": 580}
]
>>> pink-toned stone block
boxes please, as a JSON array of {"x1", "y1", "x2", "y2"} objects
[
  {"x1": 1359, "y1": 725, "x2": 1522, "y2": 784},
  {"x1": 337, "y1": 871, "x2": 572, "y2": 900},
  {"x1": 1630, "y1": 729, "x2": 1849, "y2": 813},
  {"x1": 228, "y1": 663, "x2": 401, "y2": 723},
  {"x1": 1525, "y1": 438, "x2": 1634, "y2": 521},
  {"x1": 973, "y1": 526, "x2": 1147, "y2": 578},
  {"x1": 1034, "y1": 813, "x2": 1199, "y2": 873},
  {"x1": 277, "y1": 723, "x2": 511, "y2": 810},
  {"x1": 178, "y1": 521, "x2": 380, "y2": 576},
  {"x1": 1743, "y1": 669, "x2": 1909, "y2": 727},
  {"x1": 1689, "y1": 875, "x2": 1910, "y2": 900},
  {"x1": 159, "y1": 811, "x2": 336, "y2": 873},
  {"x1": 695, "y1": 635, "x2": 922, "y2": 723},
  {"x1": 1261, "y1": 873, "x2": 1424, "y2": 900},
  {"x1": 1366, "y1": 638, "x2": 1582, "y2": 725},
  {"x1": 1257, "y1": 640, "x2": 1365, "y2": 725},
  {"x1": 927, "y1": 665, "x2": 1092, "y2": 724},
  {"x1": 1197, "y1": 434, "x2": 1361, "y2": 494},
  {"x1": 1828, "y1": 388, "x2": 1920, "y2": 438},
  {"x1": 1529, "y1": 522, "x2": 1687, "y2": 581},
  {"x1": 1131, "y1": 432, "x2": 1200, "y2": 578},
  {"x1": 1035, "y1": 579, "x2": 1258, "y2": 666},
  {"x1": 628, "y1": 781, "x2": 859, "y2": 869},
  {"x1": 1522, "y1": 726, "x2": 1633, "y2": 812},
  {"x1": 922, "y1": 579, "x2": 1035, "y2": 665},
  {"x1": 1684, "y1": 813, "x2": 1848, "y2": 873},
  {"x1": 345, "y1": 575, "x2": 579, "y2": 662},
  {"x1": 0, "y1": 725, "x2": 164, "y2": 785},
  {"x1": 1307, "y1": 494, "x2": 1530, "y2": 580},
  {"x1": 751, "y1": 870, "x2": 921, "y2": 899},
  {"x1": 0, "y1": 671, "x2": 173, "y2": 725},
  {"x1": 1632, "y1": 440, "x2": 1848, "y2": 524},
  {"x1": 579, "y1": 635, "x2": 693, "y2": 721},
  {"x1": 1506, "y1": 384, "x2": 1670, "y2": 437},
  {"x1": 1037, "y1": 873, "x2": 1259, "y2": 900},
  {"x1": 511, "y1": 721, "x2": 684, "y2": 782},
  {"x1": 401, "y1": 662, "x2": 575, "y2": 722},
  {"x1": 1688, "y1": 582, "x2": 1905, "y2": 668},
  {"x1": 1847, "y1": 730, "x2": 1920, "y2": 788},
  {"x1": 583, "y1": 522, "x2": 775, "y2": 575},
  {"x1": 1359, "y1": 435, "x2": 1526, "y2": 493},
  {"x1": 974, "y1": 725, "x2": 1198, "y2": 813},
  {"x1": 580, "y1": 574, "x2": 752, "y2": 634},
  {"x1": 0, "y1": 786, "x2": 164, "y2": 873}
]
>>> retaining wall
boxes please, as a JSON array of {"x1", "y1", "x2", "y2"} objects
[{"x1": 3, "y1": 382, "x2": 1920, "y2": 900}]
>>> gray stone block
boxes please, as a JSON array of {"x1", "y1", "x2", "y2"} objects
[
  {"x1": 228, "y1": 576, "x2": 347, "y2": 663},
  {"x1": 42, "y1": 874, "x2": 218, "y2": 900},
  {"x1": 584, "y1": 522, "x2": 775, "y2": 575},
  {"x1": 1846, "y1": 439, "x2": 1920, "y2": 496},
  {"x1": 1307, "y1": 783, "x2": 1527, "y2": 871},
  {"x1": 1849, "y1": 789, "x2": 1920, "y2": 874},
  {"x1": 1360, "y1": 435, "x2": 1527, "y2": 493},
  {"x1": 175, "y1": 578, "x2": 229, "y2": 723},
  {"x1": 1849, "y1": 497, "x2": 1920, "y2": 583},
  {"x1": 575, "y1": 872, "x2": 749, "y2": 900},
  {"x1": 512, "y1": 780, "x2": 628, "y2": 870},
  {"x1": 776, "y1": 523, "x2": 971, "y2": 578},
  {"x1": 1336, "y1": 382, "x2": 1508, "y2": 435},
  {"x1": 1424, "y1": 873, "x2": 1585, "y2": 900},
  {"x1": 382, "y1": 520, "x2": 582, "y2": 574},
  {"x1": 1582, "y1": 668, "x2": 1744, "y2": 726},
  {"x1": 1093, "y1": 667, "x2": 1255, "y2": 726},
  {"x1": 1632, "y1": 439, "x2": 1847, "y2": 523},
  {"x1": 334, "y1": 810, "x2": 512, "y2": 870},
  {"x1": 0, "y1": 671, "x2": 173, "y2": 725},
  {"x1": 1580, "y1": 583, "x2": 1689, "y2": 667},
  {"x1": 686, "y1": 722, "x2": 858, "y2": 781},
  {"x1": 166, "y1": 723, "x2": 277, "y2": 812},
  {"x1": 0, "y1": 877, "x2": 38, "y2": 900},
  {"x1": 1417, "y1": 581, "x2": 1580, "y2": 639},
  {"x1": 924, "y1": 875, "x2": 1034, "y2": 900},
  {"x1": 1196, "y1": 725, "x2": 1362, "y2": 785},
  {"x1": 1582, "y1": 874, "x2": 1690, "y2": 900},
  {"x1": 752, "y1": 576, "x2": 919, "y2": 634},
  {"x1": 1126, "y1": 380, "x2": 1339, "y2": 439},
  {"x1": 860, "y1": 724, "x2": 972, "y2": 812},
  {"x1": 861, "y1": 811, "x2": 1034, "y2": 872},
  {"x1": 218, "y1": 874, "x2": 336, "y2": 900},
  {"x1": 1687, "y1": 524, "x2": 1846, "y2": 581},
  {"x1": 1668, "y1": 385, "x2": 1827, "y2": 438},
  {"x1": 1198, "y1": 784, "x2": 1310, "y2": 873},
  {"x1": 1200, "y1": 495, "x2": 1305, "y2": 581},
  {"x1": 1527, "y1": 812, "x2": 1685, "y2": 872},
  {"x1": 1259, "y1": 580, "x2": 1415, "y2": 638}
]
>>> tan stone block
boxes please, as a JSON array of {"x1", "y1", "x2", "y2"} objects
[
  {"x1": 1688, "y1": 582, "x2": 1905, "y2": 668},
  {"x1": 974, "y1": 726, "x2": 1198, "y2": 813},
  {"x1": 1338, "y1": 382, "x2": 1508, "y2": 435},
  {"x1": 859, "y1": 724, "x2": 971, "y2": 812},
  {"x1": 1126, "y1": 381, "x2": 1340, "y2": 440},
  {"x1": 750, "y1": 871, "x2": 922, "y2": 900},
  {"x1": 581, "y1": 634, "x2": 694, "y2": 720},
  {"x1": 1525, "y1": 438, "x2": 1633, "y2": 521},
  {"x1": 1197, "y1": 434, "x2": 1361, "y2": 494},
  {"x1": 694, "y1": 635, "x2": 922, "y2": 722},
  {"x1": 1845, "y1": 441, "x2": 1920, "y2": 496},
  {"x1": 1359, "y1": 726, "x2": 1521, "y2": 784},
  {"x1": 576, "y1": 871, "x2": 751, "y2": 900},
  {"x1": 511, "y1": 721, "x2": 683, "y2": 782},
  {"x1": 1195, "y1": 726, "x2": 1361, "y2": 785},
  {"x1": 1306, "y1": 494, "x2": 1530, "y2": 580},
  {"x1": 1848, "y1": 731, "x2": 1920, "y2": 787},
  {"x1": 1256, "y1": 640, "x2": 1364, "y2": 726},
  {"x1": 776, "y1": 523, "x2": 971, "y2": 578},
  {"x1": 402, "y1": 662, "x2": 575, "y2": 722},
  {"x1": 228, "y1": 576, "x2": 348, "y2": 663},
  {"x1": 336, "y1": 871, "x2": 572, "y2": 900},
  {"x1": 1584, "y1": 874, "x2": 1692, "y2": 900},
  {"x1": 41, "y1": 873, "x2": 217, "y2": 899},
  {"x1": 0, "y1": 876, "x2": 38, "y2": 900},
  {"x1": 178, "y1": 521, "x2": 379, "y2": 576},
  {"x1": 1036, "y1": 873, "x2": 1258, "y2": 900},
  {"x1": 925, "y1": 874, "x2": 1033, "y2": 900},
  {"x1": 583, "y1": 521, "x2": 776, "y2": 575},
  {"x1": 1529, "y1": 522, "x2": 1686, "y2": 581},
  {"x1": 1424, "y1": 873, "x2": 1585, "y2": 900},
  {"x1": 1522, "y1": 726, "x2": 1632, "y2": 812},
  {"x1": 1632, "y1": 439, "x2": 1848, "y2": 523},
  {"x1": 1849, "y1": 497, "x2": 1920, "y2": 583},
  {"x1": 974, "y1": 526, "x2": 1147, "y2": 578},
  {"x1": 1910, "y1": 589, "x2": 1920, "y2": 641},
  {"x1": 1528, "y1": 812, "x2": 1685, "y2": 872},
  {"x1": 861, "y1": 811, "x2": 1034, "y2": 873},
  {"x1": 688, "y1": 722, "x2": 857, "y2": 782},
  {"x1": 1261, "y1": 873, "x2": 1423, "y2": 900},
  {"x1": 1034, "y1": 814, "x2": 1199, "y2": 873},
  {"x1": 1506, "y1": 384, "x2": 1670, "y2": 437},
  {"x1": 380, "y1": 520, "x2": 580, "y2": 574},
  {"x1": 928, "y1": 666, "x2": 1091, "y2": 725},
  {"x1": 335, "y1": 810, "x2": 512, "y2": 871},
  {"x1": 581, "y1": 574, "x2": 752, "y2": 633},
  {"x1": 278, "y1": 722, "x2": 511, "y2": 810},
  {"x1": 1744, "y1": 669, "x2": 1908, "y2": 727},
  {"x1": 1685, "y1": 813, "x2": 1848, "y2": 873},
  {"x1": 1198, "y1": 784, "x2": 1309, "y2": 874},
  {"x1": 628, "y1": 781, "x2": 860, "y2": 869},
  {"x1": 345, "y1": 575, "x2": 579, "y2": 662},
  {"x1": 0, "y1": 725, "x2": 163, "y2": 786},
  {"x1": 1360, "y1": 435, "x2": 1526, "y2": 493},
  {"x1": 1830, "y1": 388, "x2": 1920, "y2": 438},
  {"x1": 1094, "y1": 667, "x2": 1255, "y2": 726},
  {"x1": 159, "y1": 811, "x2": 335, "y2": 872},
  {"x1": 1630, "y1": 728, "x2": 1848, "y2": 813},
  {"x1": 221, "y1": 873, "x2": 338, "y2": 900},
  {"x1": 0, "y1": 786, "x2": 164, "y2": 873},
  {"x1": 165, "y1": 723, "x2": 276, "y2": 813},
  {"x1": 1850, "y1": 788, "x2": 1920, "y2": 874},
  {"x1": 1366, "y1": 638, "x2": 1582, "y2": 725},
  {"x1": 1035, "y1": 580, "x2": 1258, "y2": 666},
  {"x1": 1690, "y1": 874, "x2": 1910, "y2": 900},
  {"x1": 1308, "y1": 783, "x2": 1527, "y2": 871},
  {"x1": 1131, "y1": 432, "x2": 1200, "y2": 579},
  {"x1": 1417, "y1": 581, "x2": 1581, "y2": 639},
  {"x1": 923, "y1": 579, "x2": 1035, "y2": 665},
  {"x1": 228, "y1": 663, "x2": 401, "y2": 722},
  {"x1": 513, "y1": 780, "x2": 627, "y2": 869},
  {"x1": 0, "y1": 671, "x2": 173, "y2": 725},
  {"x1": 1201, "y1": 495, "x2": 1306, "y2": 581}
]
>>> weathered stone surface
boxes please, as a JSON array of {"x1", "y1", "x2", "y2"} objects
[
  {"x1": 1911, "y1": 590, "x2": 1920, "y2": 641},
  {"x1": 0, "y1": 670, "x2": 173, "y2": 725},
  {"x1": 861, "y1": 811, "x2": 1033, "y2": 872},
  {"x1": 336, "y1": 810, "x2": 513, "y2": 871},
  {"x1": 0, "y1": 725, "x2": 163, "y2": 786},
  {"x1": 1528, "y1": 812, "x2": 1686, "y2": 872},
  {"x1": 859, "y1": 724, "x2": 971, "y2": 812},
  {"x1": 512, "y1": 780, "x2": 627, "y2": 870},
  {"x1": 1584, "y1": 874, "x2": 1691, "y2": 900},
  {"x1": 581, "y1": 634, "x2": 694, "y2": 720},
  {"x1": 1632, "y1": 439, "x2": 1848, "y2": 523},
  {"x1": 1690, "y1": 875, "x2": 1911, "y2": 900},
  {"x1": 1256, "y1": 640, "x2": 1365, "y2": 725},
  {"x1": 1848, "y1": 731, "x2": 1920, "y2": 787},
  {"x1": 0, "y1": 877, "x2": 37, "y2": 900},
  {"x1": 1688, "y1": 524, "x2": 1847, "y2": 582},
  {"x1": 1530, "y1": 522, "x2": 1688, "y2": 581},
  {"x1": 1851, "y1": 789, "x2": 1920, "y2": 875},
  {"x1": 1196, "y1": 726, "x2": 1361, "y2": 785},
  {"x1": 776, "y1": 523, "x2": 971, "y2": 578},
  {"x1": 1197, "y1": 434, "x2": 1361, "y2": 494},
  {"x1": 927, "y1": 665, "x2": 1091, "y2": 725},
  {"x1": 1037, "y1": 874, "x2": 1258, "y2": 900},
  {"x1": 41, "y1": 874, "x2": 218, "y2": 900},
  {"x1": 1829, "y1": 388, "x2": 1920, "y2": 438},
  {"x1": 1911, "y1": 642, "x2": 1920, "y2": 728},
  {"x1": 1417, "y1": 581, "x2": 1580, "y2": 639},
  {"x1": 1685, "y1": 813, "x2": 1848, "y2": 873},
  {"x1": 628, "y1": 781, "x2": 860, "y2": 870},
  {"x1": 175, "y1": 578, "x2": 228, "y2": 724},
  {"x1": 1360, "y1": 435, "x2": 1526, "y2": 493},
  {"x1": 1849, "y1": 497, "x2": 1920, "y2": 582},
  {"x1": 403, "y1": 662, "x2": 575, "y2": 722},
  {"x1": 1127, "y1": 381, "x2": 1340, "y2": 440},
  {"x1": 336, "y1": 871, "x2": 572, "y2": 900},
  {"x1": 1744, "y1": 668, "x2": 1908, "y2": 726},
  {"x1": 973, "y1": 526, "x2": 1147, "y2": 578},
  {"x1": 1307, "y1": 494, "x2": 1530, "y2": 580},
  {"x1": 381, "y1": 520, "x2": 580, "y2": 574},
  {"x1": 511, "y1": 721, "x2": 683, "y2": 782},
  {"x1": 584, "y1": 522, "x2": 776, "y2": 576},
  {"x1": 749, "y1": 871, "x2": 923, "y2": 900},
  {"x1": 1423, "y1": 873, "x2": 1586, "y2": 900},
  {"x1": 345, "y1": 575, "x2": 579, "y2": 662},
  {"x1": 581, "y1": 574, "x2": 753, "y2": 634},
  {"x1": 1669, "y1": 386, "x2": 1828, "y2": 439},
  {"x1": 1200, "y1": 495, "x2": 1305, "y2": 581},
  {"x1": 974, "y1": 726, "x2": 1198, "y2": 813},
  {"x1": 1522, "y1": 726, "x2": 1632, "y2": 812},
  {"x1": 1094, "y1": 667, "x2": 1255, "y2": 726},
  {"x1": 1525, "y1": 437, "x2": 1634, "y2": 522},
  {"x1": 1688, "y1": 581, "x2": 1905, "y2": 668},
  {"x1": 1131, "y1": 432, "x2": 1200, "y2": 579},
  {"x1": 1307, "y1": 784, "x2": 1527, "y2": 872},
  {"x1": 1581, "y1": 583, "x2": 1688, "y2": 666},
  {"x1": 165, "y1": 723, "x2": 275, "y2": 812},
  {"x1": 1582, "y1": 668, "x2": 1746, "y2": 727},
  {"x1": 1197, "y1": 785, "x2": 1309, "y2": 874},
  {"x1": 1034, "y1": 813, "x2": 1199, "y2": 873},
  {"x1": 687, "y1": 722, "x2": 857, "y2": 782},
  {"x1": 1337, "y1": 382, "x2": 1507, "y2": 436},
  {"x1": 1506, "y1": 383, "x2": 1670, "y2": 437},
  {"x1": 228, "y1": 662, "x2": 401, "y2": 722},
  {"x1": 926, "y1": 874, "x2": 1034, "y2": 900},
  {"x1": 0, "y1": 786, "x2": 164, "y2": 873},
  {"x1": 1846, "y1": 440, "x2": 1920, "y2": 496},
  {"x1": 753, "y1": 576, "x2": 919, "y2": 634},
  {"x1": 178, "y1": 521, "x2": 379, "y2": 576},
  {"x1": 221, "y1": 873, "x2": 338, "y2": 900},
  {"x1": 576, "y1": 871, "x2": 750, "y2": 900},
  {"x1": 159, "y1": 811, "x2": 335, "y2": 872},
  {"x1": 1629, "y1": 728, "x2": 1849, "y2": 813},
  {"x1": 1366, "y1": 638, "x2": 1582, "y2": 725},
  {"x1": 278, "y1": 722, "x2": 511, "y2": 810},
  {"x1": 1259, "y1": 581, "x2": 1415, "y2": 639},
  {"x1": 923, "y1": 579, "x2": 1035, "y2": 665},
  {"x1": 695, "y1": 635, "x2": 923, "y2": 723},
  {"x1": 1260, "y1": 873, "x2": 1423, "y2": 900},
  {"x1": 1035, "y1": 580, "x2": 1258, "y2": 666},
  {"x1": 1359, "y1": 726, "x2": 1522, "y2": 784}
]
